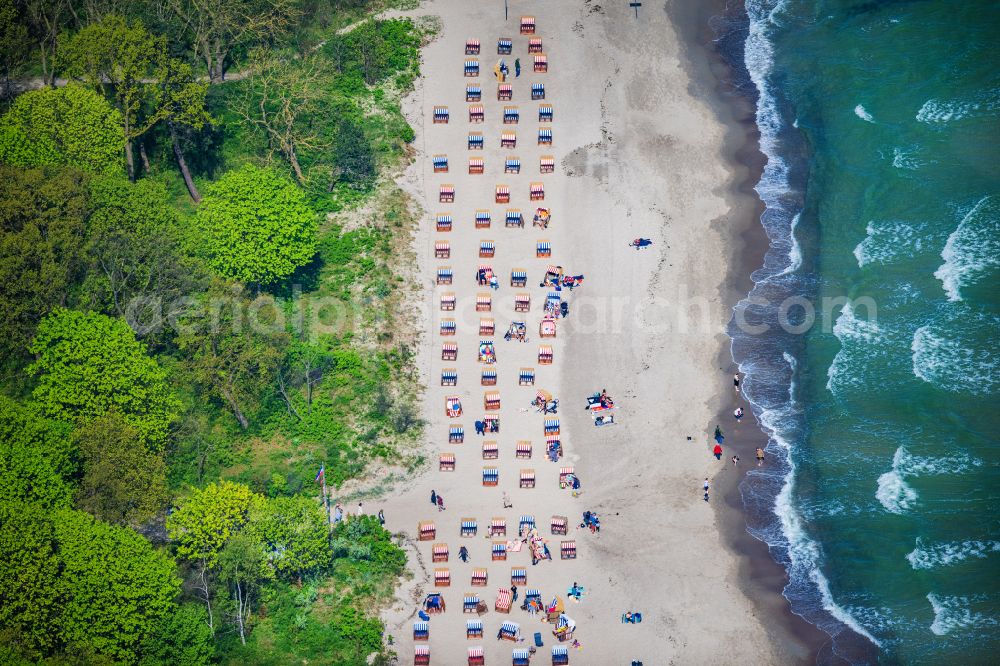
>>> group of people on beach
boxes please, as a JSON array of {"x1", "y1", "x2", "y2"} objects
[
  {"x1": 493, "y1": 57, "x2": 521, "y2": 81},
  {"x1": 703, "y1": 373, "x2": 768, "y2": 500}
]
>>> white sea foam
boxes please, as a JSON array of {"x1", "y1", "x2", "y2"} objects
[
  {"x1": 777, "y1": 213, "x2": 802, "y2": 276},
  {"x1": 912, "y1": 322, "x2": 1000, "y2": 396},
  {"x1": 891, "y1": 146, "x2": 924, "y2": 170},
  {"x1": 917, "y1": 89, "x2": 1000, "y2": 123},
  {"x1": 854, "y1": 104, "x2": 875, "y2": 122},
  {"x1": 876, "y1": 446, "x2": 983, "y2": 514},
  {"x1": 928, "y1": 594, "x2": 999, "y2": 636},
  {"x1": 907, "y1": 539, "x2": 1000, "y2": 570},
  {"x1": 853, "y1": 219, "x2": 923, "y2": 267},
  {"x1": 827, "y1": 301, "x2": 882, "y2": 394},
  {"x1": 933, "y1": 196, "x2": 1000, "y2": 301}
]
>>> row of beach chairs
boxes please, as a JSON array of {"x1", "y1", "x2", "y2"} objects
[
  {"x1": 464, "y1": 32, "x2": 543, "y2": 55},
  {"x1": 437, "y1": 155, "x2": 555, "y2": 175},
  {"x1": 418, "y1": 514, "x2": 572, "y2": 540},
  {"x1": 430, "y1": 240, "x2": 552, "y2": 258},
  {"x1": 415, "y1": 644, "x2": 568, "y2": 666},
  {"x1": 433, "y1": 210, "x2": 551, "y2": 233},
  {"x1": 463, "y1": 54, "x2": 548, "y2": 76}
]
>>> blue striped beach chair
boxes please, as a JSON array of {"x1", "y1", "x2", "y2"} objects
[
  {"x1": 544, "y1": 419, "x2": 560, "y2": 435},
  {"x1": 440, "y1": 318, "x2": 456, "y2": 335},
  {"x1": 461, "y1": 519, "x2": 477, "y2": 537},
  {"x1": 468, "y1": 131, "x2": 484, "y2": 149},
  {"x1": 464, "y1": 59, "x2": 479, "y2": 76},
  {"x1": 536, "y1": 240, "x2": 551, "y2": 257},
  {"x1": 482, "y1": 467, "x2": 498, "y2": 486},
  {"x1": 433, "y1": 154, "x2": 448, "y2": 172},
  {"x1": 475, "y1": 210, "x2": 491, "y2": 227},
  {"x1": 505, "y1": 157, "x2": 521, "y2": 174},
  {"x1": 519, "y1": 367, "x2": 535, "y2": 385},
  {"x1": 539, "y1": 104, "x2": 553, "y2": 122},
  {"x1": 506, "y1": 209, "x2": 523, "y2": 227},
  {"x1": 481, "y1": 368, "x2": 497, "y2": 386},
  {"x1": 449, "y1": 425, "x2": 464, "y2": 443},
  {"x1": 511, "y1": 269, "x2": 527, "y2": 286},
  {"x1": 519, "y1": 515, "x2": 535, "y2": 533},
  {"x1": 464, "y1": 594, "x2": 480, "y2": 613},
  {"x1": 466, "y1": 84, "x2": 482, "y2": 101},
  {"x1": 492, "y1": 540, "x2": 507, "y2": 560},
  {"x1": 433, "y1": 105, "x2": 449, "y2": 123},
  {"x1": 497, "y1": 37, "x2": 512, "y2": 54},
  {"x1": 513, "y1": 647, "x2": 530, "y2": 665},
  {"x1": 440, "y1": 368, "x2": 457, "y2": 386},
  {"x1": 467, "y1": 618, "x2": 483, "y2": 635},
  {"x1": 500, "y1": 621, "x2": 520, "y2": 641},
  {"x1": 532, "y1": 83, "x2": 545, "y2": 100},
  {"x1": 480, "y1": 240, "x2": 495, "y2": 257},
  {"x1": 552, "y1": 645, "x2": 569, "y2": 665},
  {"x1": 510, "y1": 567, "x2": 527, "y2": 586},
  {"x1": 436, "y1": 213, "x2": 452, "y2": 231},
  {"x1": 538, "y1": 128, "x2": 553, "y2": 145},
  {"x1": 436, "y1": 267, "x2": 452, "y2": 285},
  {"x1": 503, "y1": 106, "x2": 519, "y2": 124},
  {"x1": 413, "y1": 621, "x2": 429, "y2": 641}
]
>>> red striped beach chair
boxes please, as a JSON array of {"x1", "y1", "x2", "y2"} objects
[
  {"x1": 495, "y1": 588, "x2": 513, "y2": 613},
  {"x1": 466, "y1": 84, "x2": 481, "y2": 102},
  {"x1": 560, "y1": 540, "x2": 577, "y2": 559},
  {"x1": 468, "y1": 645, "x2": 484, "y2": 666},
  {"x1": 440, "y1": 318, "x2": 456, "y2": 336},
  {"x1": 445, "y1": 395, "x2": 462, "y2": 417},
  {"x1": 440, "y1": 292, "x2": 456, "y2": 311},
  {"x1": 501, "y1": 131, "x2": 517, "y2": 148},
  {"x1": 559, "y1": 466, "x2": 575, "y2": 488},
  {"x1": 439, "y1": 453, "x2": 455, "y2": 471},
  {"x1": 418, "y1": 521, "x2": 436, "y2": 541},
  {"x1": 520, "y1": 16, "x2": 535, "y2": 34},
  {"x1": 475, "y1": 209, "x2": 491, "y2": 228},
  {"x1": 495, "y1": 184, "x2": 510, "y2": 203},
  {"x1": 530, "y1": 182, "x2": 544, "y2": 200},
  {"x1": 439, "y1": 184, "x2": 455, "y2": 202},
  {"x1": 540, "y1": 155, "x2": 555, "y2": 173},
  {"x1": 434, "y1": 567, "x2": 450, "y2": 587},
  {"x1": 479, "y1": 317, "x2": 495, "y2": 336},
  {"x1": 550, "y1": 515, "x2": 568, "y2": 535},
  {"x1": 440, "y1": 368, "x2": 456, "y2": 386},
  {"x1": 538, "y1": 345, "x2": 553, "y2": 364},
  {"x1": 492, "y1": 540, "x2": 507, "y2": 560},
  {"x1": 414, "y1": 645, "x2": 430, "y2": 665},
  {"x1": 461, "y1": 518, "x2": 477, "y2": 537},
  {"x1": 433, "y1": 106, "x2": 449, "y2": 123},
  {"x1": 483, "y1": 413, "x2": 499, "y2": 433},
  {"x1": 528, "y1": 37, "x2": 543, "y2": 53},
  {"x1": 437, "y1": 267, "x2": 452, "y2": 285},
  {"x1": 432, "y1": 543, "x2": 449, "y2": 562},
  {"x1": 498, "y1": 83, "x2": 512, "y2": 100},
  {"x1": 490, "y1": 517, "x2": 507, "y2": 536},
  {"x1": 436, "y1": 213, "x2": 452, "y2": 231},
  {"x1": 516, "y1": 440, "x2": 532, "y2": 459},
  {"x1": 468, "y1": 157, "x2": 484, "y2": 174},
  {"x1": 435, "y1": 240, "x2": 450, "y2": 258},
  {"x1": 482, "y1": 467, "x2": 498, "y2": 486},
  {"x1": 482, "y1": 440, "x2": 498, "y2": 459},
  {"x1": 413, "y1": 620, "x2": 429, "y2": 641},
  {"x1": 433, "y1": 154, "x2": 448, "y2": 172},
  {"x1": 510, "y1": 567, "x2": 527, "y2": 586},
  {"x1": 469, "y1": 104, "x2": 484, "y2": 123},
  {"x1": 534, "y1": 54, "x2": 548, "y2": 72},
  {"x1": 519, "y1": 469, "x2": 535, "y2": 489},
  {"x1": 514, "y1": 293, "x2": 530, "y2": 312},
  {"x1": 471, "y1": 567, "x2": 487, "y2": 586},
  {"x1": 503, "y1": 106, "x2": 519, "y2": 124},
  {"x1": 466, "y1": 38, "x2": 480, "y2": 55},
  {"x1": 479, "y1": 241, "x2": 495, "y2": 258},
  {"x1": 498, "y1": 37, "x2": 513, "y2": 54},
  {"x1": 440, "y1": 342, "x2": 457, "y2": 360},
  {"x1": 519, "y1": 367, "x2": 535, "y2": 385},
  {"x1": 484, "y1": 391, "x2": 501, "y2": 410},
  {"x1": 475, "y1": 292, "x2": 491, "y2": 312},
  {"x1": 468, "y1": 131, "x2": 484, "y2": 149}
]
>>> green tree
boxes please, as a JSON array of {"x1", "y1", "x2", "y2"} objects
[
  {"x1": 73, "y1": 412, "x2": 169, "y2": 528},
  {"x1": 53, "y1": 508, "x2": 180, "y2": 663},
  {"x1": 58, "y1": 15, "x2": 164, "y2": 180},
  {"x1": 27, "y1": 309, "x2": 179, "y2": 448},
  {"x1": 332, "y1": 118, "x2": 376, "y2": 189},
  {"x1": 197, "y1": 164, "x2": 318, "y2": 284},
  {"x1": 217, "y1": 533, "x2": 272, "y2": 645},
  {"x1": 0, "y1": 395, "x2": 74, "y2": 509},
  {"x1": 0, "y1": 85, "x2": 123, "y2": 173},
  {"x1": 249, "y1": 495, "x2": 330, "y2": 583},
  {"x1": 166, "y1": 480, "x2": 260, "y2": 633},
  {"x1": 140, "y1": 603, "x2": 214, "y2": 666},
  {"x1": 0, "y1": 0, "x2": 30, "y2": 103},
  {"x1": 0, "y1": 166, "x2": 89, "y2": 365}
]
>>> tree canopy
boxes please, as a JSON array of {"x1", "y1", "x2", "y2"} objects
[
  {"x1": 0, "y1": 395, "x2": 74, "y2": 509},
  {"x1": 197, "y1": 164, "x2": 318, "y2": 284},
  {"x1": 27, "y1": 309, "x2": 179, "y2": 448},
  {"x1": 0, "y1": 85, "x2": 124, "y2": 173},
  {"x1": 167, "y1": 480, "x2": 259, "y2": 567}
]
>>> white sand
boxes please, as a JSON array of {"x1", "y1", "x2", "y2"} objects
[{"x1": 380, "y1": 1, "x2": 780, "y2": 663}]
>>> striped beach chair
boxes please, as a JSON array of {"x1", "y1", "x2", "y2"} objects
[
  {"x1": 519, "y1": 469, "x2": 535, "y2": 489},
  {"x1": 503, "y1": 106, "x2": 519, "y2": 124},
  {"x1": 534, "y1": 54, "x2": 548, "y2": 72},
  {"x1": 479, "y1": 317, "x2": 495, "y2": 336},
  {"x1": 418, "y1": 521, "x2": 436, "y2": 541},
  {"x1": 519, "y1": 515, "x2": 535, "y2": 534},
  {"x1": 538, "y1": 128, "x2": 553, "y2": 145},
  {"x1": 440, "y1": 368, "x2": 456, "y2": 386},
  {"x1": 436, "y1": 267, "x2": 453, "y2": 285},
  {"x1": 483, "y1": 413, "x2": 499, "y2": 433},
  {"x1": 467, "y1": 618, "x2": 483, "y2": 636},
  {"x1": 540, "y1": 155, "x2": 555, "y2": 173},
  {"x1": 440, "y1": 318, "x2": 456, "y2": 336},
  {"x1": 468, "y1": 157, "x2": 484, "y2": 174},
  {"x1": 461, "y1": 518, "x2": 478, "y2": 537},
  {"x1": 439, "y1": 184, "x2": 455, "y2": 202},
  {"x1": 511, "y1": 269, "x2": 527, "y2": 287},
  {"x1": 514, "y1": 293, "x2": 530, "y2": 312},
  {"x1": 520, "y1": 16, "x2": 535, "y2": 34},
  {"x1": 484, "y1": 391, "x2": 500, "y2": 410},
  {"x1": 497, "y1": 37, "x2": 513, "y2": 54},
  {"x1": 466, "y1": 84, "x2": 482, "y2": 102},
  {"x1": 482, "y1": 440, "x2": 498, "y2": 459},
  {"x1": 440, "y1": 341, "x2": 456, "y2": 361},
  {"x1": 432, "y1": 543, "x2": 449, "y2": 562},
  {"x1": 519, "y1": 367, "x2": 535, "y2": 385},
  {"x1": 538, "y1": 345, "x2": 553, "y2": 364},
  {"x1": 468, "y1": 131, "x2": 484, "y2": 149},
  {"x1": 528, "y1": 37, "x2": 543, "y2": 53},
  {"x1": 482, "y1": 467, "x2": 498, "y2": 486},
  {"x1": 449, "y1": 425, "x2": 464, "y2": 443},
  {"x1": 469, "y1": 104, "x2": 484, "y2": 122},
  {"x1": 433, "y1": 105, "x2": 449, "y2": 123},
  {"x1": 496, "y1": 587, "x2": 513, "y2": 613},
  {"x1": 510, "y1": 568, "x2": 527, "y2": 586},
  {"x1": 413, "y1": 620, "x2": 429, "y2": 641},
  {"x1": 471, "y1": 567, "x2": 487, "y2": 586},
  {"x1": 490, "y1": 517, "x2": 507, "y2": 536},
  {"x1": 550, "y1": 515, "x2": 568, "y2": 535},
  {"x1": 560, "y1": 540, "x2": 577, "y2": 559},
  {"x1": 466, "y1": 38, "x2": 480, "y2": 55},
  {"x1": 559, "y1": 466, "x2": 575, "y2": 488},
  {"x1": 546, "y1": 435, "x2": 563, "y2": 462},
  {"x1": 505, "y1": 209, "x2": 523, "y2": 227},
  {"x1": 414, "y1": 645, "x2": 430, "y2": 665},
  {"x1": 475, "y1": 210, "x2": 491, "y2": 228},
  {"x1": 480, "y1": 366, "x2": 497, "y2": 384},
  {"x1": 536, "y1": 240, "x2": 551, "y2": 257},
  {"x1": 544, "y1": 419, "x2": 560, "y2": 435},
  {"x1": 500, "y1": 621, "x2": 520, "y2": 641},
  {"x1": 532, "y1": 83, "x2": 545, "y2": 100},
  {"x1": 463, "y1": 594, "x2": 480, "y2": 613},
  {"x1": 539, "y1": 103, "x2": 554, "y2": 122},
  {"x1": 552, "y1": 645, "x2": 569, "y2": 665},
  {"x1": 516, "y1": 440, "x2": 532, "y2": 459},
  {"x1": 468, "y1": 645, "x2": 485, "y2": 666},
  {"x1": 440, "y1": 292, "x2": 456, "y2": 311},
  {"x1": 479, "y1": 240, "x2": 495, "y2": 258},
  {"x1": 498, "y1": 83, "x2": 512, "y2": 100},
  {"x1": 495, "y1": 184, "x2": 510, "y2": 203},
  {"x1": 492, "y1": 540, "x2": 507, "y2": 560},
  {"x1": 530, "y1": 182, "x2": 544, "y2": 200},
  {"x1": 501, "y1": 131, "x2": 516, "y2": 148},
  {"x1": 435, "y1": 240, "x2": 450, "y2": 258},
  {"x1": 513, "y1": 648, "x2": 530, "y2": 666},
  {"x1": 434, "y1": 567, "x2": 450, "y2": 587},
  {"x1": 433, "y1": 154, "x2": 448, "y2": 172},
  {"x1": 436, "y1": 213, "x2": 452, "y2": 231},
  {"x1": 475, "y1": 293, "x2": 491, "y2": 312},
  {"x1": 505, "y1": 157, "x2": 521, "y2": 174},
  {"x1": 439, "y1": 453, "x2": 455, "y2": 471},
  {"x1": 464, "y1": 59, "x2": 479, "y2": 76}
]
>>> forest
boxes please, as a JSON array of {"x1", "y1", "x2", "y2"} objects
[{"x1": 0, "y1": 0, "x2": 429, "y2": 663}]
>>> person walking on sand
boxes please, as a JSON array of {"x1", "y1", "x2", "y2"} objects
[
  {"x1": 732, "y1": 454, "x2": 740, "y2": 466},
  {"x1": 514, "y1": 57, "x2": 521, "y2": 77},
  {"x1": 703, "y1": 478, "x2": 710, "y2": 502},
  {"x1": 356, "y1": 502, "x2": 364, "y2": 517},
  {"x1": 734, "y1": 373, "x2": 741, "y2": 393},
  {"x1": 378, "y1": 509, "x2": 385, "y2": 525},
  {"x1": 459, "y1": 545, "x2": 469, "y2": 562},
  {"x1": 713, "y1": 443, "x2": 723, "y2": 460},
  {"x1": 510, "y1": 584, "x2": 518, "y2": 603},
  {"x1": 437, "y1": 494, "x2": 445, "y2": 511},
  {"x1": 430, "y1": 489, "x2": 437, "y2": 506},
  {"x1": 334, "y1": 503, "x2": 344, "y2": 523},
  {"x1": 756, "y1": 447, "x2": 765, "y2": 465},
  {"x1": 734, "y1": 406, "x2": 744, "y2": 421},
  {"x1": 502, "y1": 491, "x2": 513, "y2": 508}
]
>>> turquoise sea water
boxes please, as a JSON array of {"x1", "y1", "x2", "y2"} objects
[{"x1": 733, "y1": 1, "x2": 1000, "y2": 662}]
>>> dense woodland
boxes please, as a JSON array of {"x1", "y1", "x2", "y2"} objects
[{"x1": 0, "y1": 0, "x2": 430, "y2": 663}]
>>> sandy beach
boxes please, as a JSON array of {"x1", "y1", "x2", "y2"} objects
[{"x1": 378, "y1": 0, "x2": 801, "y2": 662}]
